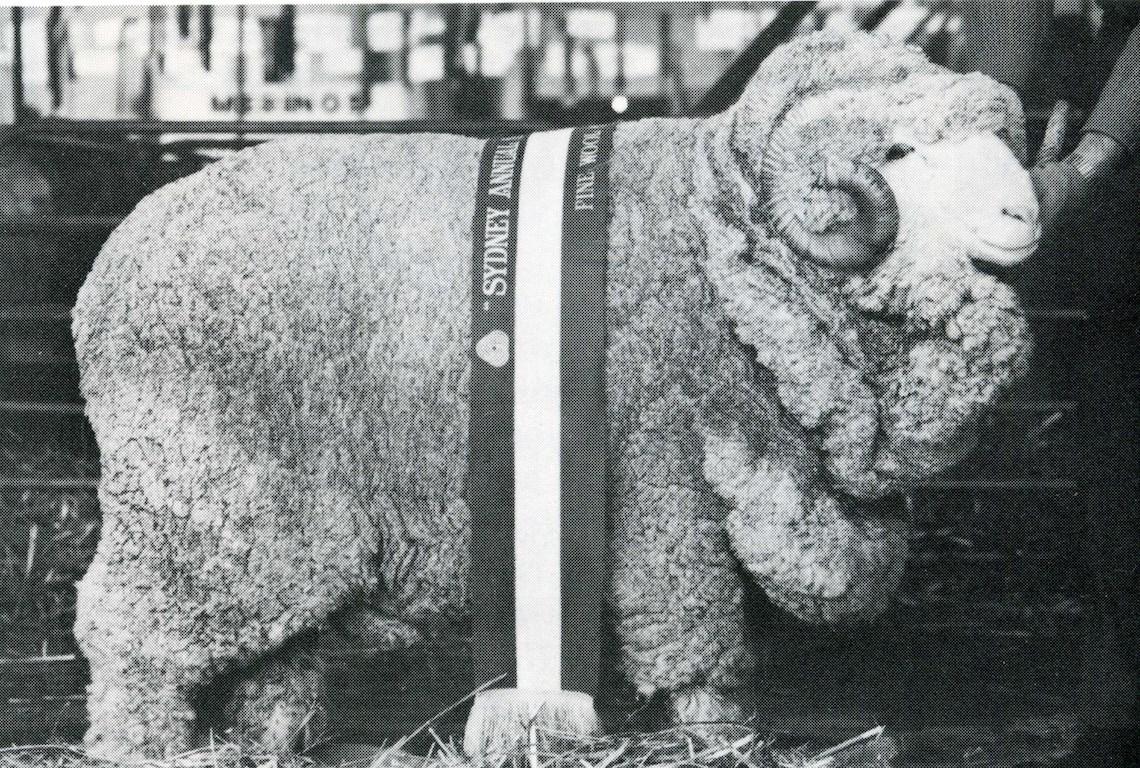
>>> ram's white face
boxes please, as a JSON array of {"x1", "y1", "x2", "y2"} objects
[{"x1": 879, "y1": 132, "x2": 1040, "y2": 267}]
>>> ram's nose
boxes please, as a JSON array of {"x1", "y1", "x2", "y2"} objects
[
  {"x1": 970, "y1": 202, "x2": 1041, "y2": 267},
  {"x1": 1001, "y1": 204, "x2": 1037, "y2": 226}
]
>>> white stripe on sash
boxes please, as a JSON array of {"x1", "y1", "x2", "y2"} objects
[{"x1": 513, "y1": 128, "x2": 573, "y2": 691}]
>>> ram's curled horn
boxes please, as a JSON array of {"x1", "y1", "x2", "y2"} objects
[{"x1": 760, "y1": 133, "x2": 899, "y2": 270}]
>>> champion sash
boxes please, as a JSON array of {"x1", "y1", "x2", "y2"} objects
[{"x1": 469, "y1": 125, "x2": 615, "y2": 698}]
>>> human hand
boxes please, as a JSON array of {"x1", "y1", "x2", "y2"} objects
[{"x1": 1030, "y1": 102, "x2": 1090, "y2": 239}]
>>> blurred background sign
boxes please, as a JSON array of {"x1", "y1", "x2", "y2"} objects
[{"x1": 3, "y1": 2, "x2": 1045, "y2": 126}]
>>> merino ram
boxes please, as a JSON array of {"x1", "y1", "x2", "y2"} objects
[{"x1": 73, "y1": 33, "x2": 1038, "y2": 760}]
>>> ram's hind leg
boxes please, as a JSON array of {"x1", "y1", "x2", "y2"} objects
[
  {"x1": 77, "y1": 508, "x2": 208, "y2": 760},
  {"x1": 76, "y1": 390, "x2": 240, "y2": 761},
  {"x1": 208, "y1": 607, "x2": 421, "y2": 753},
  {"x1": 668, "y1": 686, "x2": 747, "y2": 725},
  {"x1": 78, "y1": 378, "x2": 369, "y2": 759},
  {"x1": 202, "y1": 633, "x2": 328, "y2": 753}
]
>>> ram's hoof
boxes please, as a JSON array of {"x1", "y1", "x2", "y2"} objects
[{"x1": 668, "y1": 686, "x2": 747, "y2": 726}]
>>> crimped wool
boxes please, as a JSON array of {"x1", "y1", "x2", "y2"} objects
[{"x1": 73, "y1": 32, "x2": 1032, "y2": 760}]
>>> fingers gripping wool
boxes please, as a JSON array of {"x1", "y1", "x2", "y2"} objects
[{"x1": 73, "y1": 32, "x2": 1032, "y2": 760}]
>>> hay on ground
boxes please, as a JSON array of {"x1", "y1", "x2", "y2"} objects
[{"x1": 0, "y1": 725, "x2": 896, "y2": 768}]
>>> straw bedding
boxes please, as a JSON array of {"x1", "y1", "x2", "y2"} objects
[{"x1": 0, "y1": 726, "x2": 896, "y2": 768}]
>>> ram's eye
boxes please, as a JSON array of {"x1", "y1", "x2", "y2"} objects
[{"x1": 884, "y1": 143, "x2": 915, "y2": 161}]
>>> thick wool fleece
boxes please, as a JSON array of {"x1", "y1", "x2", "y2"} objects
[
  {"x1": 692, "y1": 32, "x2": 1032, "y2": 622},
  {"x1": 73, "y1": 32, "x2": 1031, "y2": 760}
]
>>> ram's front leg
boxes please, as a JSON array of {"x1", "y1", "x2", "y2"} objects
[
  {"x1": 846, "y1": 270, "x2": 1032, "y2": 486},
  {"x1": 702, "y1": 428, "x2": 907, "y2": 624},
  {"x1": 610, "y1": 419, "x2": 754, "y2": 724}
]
